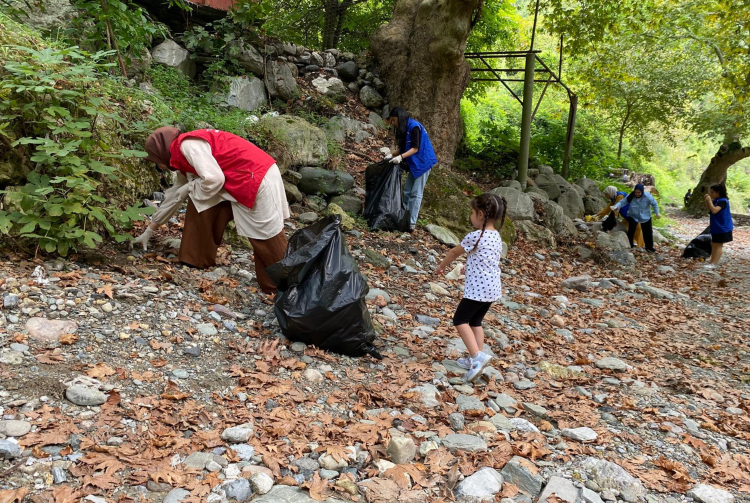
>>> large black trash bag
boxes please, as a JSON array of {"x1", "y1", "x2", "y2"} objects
[
  {"x1": 682, "y1": 226, "x2": 712, "y2": 259},
  {"x1": 363, "y1": 160, "x2": 411, "y2": 231},
  {"x1": 266, "y1": 215, "x2": 381, "y2": 359}
]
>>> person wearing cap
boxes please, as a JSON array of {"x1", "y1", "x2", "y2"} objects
[
  {"x1": 134, "y1": 127, "x2": 290, "y2": 294},
  {"x1": 597, "y1": 186, "x2": 644, "y2": 247},
  {"x1": 611, "y1": 183, "x2": 660, "y2": 253}
]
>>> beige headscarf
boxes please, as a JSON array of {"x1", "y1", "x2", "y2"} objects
[
  {"x1": 144, "y1": 127, "x2": 180, "y2": 166},
  {"x1": 604, "y1": 186, "x2": 618, "y2": 199}
]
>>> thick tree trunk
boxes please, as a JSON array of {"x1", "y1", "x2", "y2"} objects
[
  {"x1": 685, "y1": 141, "x2": 750, "y2": 214},
  {"x1": 617, "y1": 103, "x2": 631, "y2": 160},
  {"x1": 371, "y1": 0, "x2": 482, "y2": 166}
]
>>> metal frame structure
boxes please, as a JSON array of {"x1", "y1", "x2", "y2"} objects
[{"x1": 464, "y1": 0, "x2": 578, "y2": 184}]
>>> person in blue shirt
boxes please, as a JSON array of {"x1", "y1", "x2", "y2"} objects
[
  {"x1": 612, "y1": 183, "x2": 660, "y2": 253},
  {"x1": 384, "y1": 107, "x2": 438, "y2": 232},
  {"x1": 703, "y1": 183, "x2": 734, "y2": 269}
]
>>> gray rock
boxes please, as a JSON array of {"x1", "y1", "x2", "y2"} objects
[
  {"x1": 365, "y1": 288, "x2": 391, "y2": 303},
  {"x1": 25, "y1": 317, "x2": 78, "y2": 342},
  {"x1": 489, "y1": 187, "x2": 534, "y2": 221},
  {"x1": 298, "y1": 212, "x2": 319, "y2": 224},
  {"x1": 360, "y1": 86, "x2": 384, "y2": 109},
  {"x1": 304, "y1": 368, "x2": 324, "y2": 383},
  {"x1": 66, "y1": 385, "x2": 107, "y2": 406},
  {"x1": 330, "y1": 194, "x2": 363, "y2": 214},
  {"x1": 449, "y1": 412, "x2": 465, "y2": 431},
  {"x1": 363, "y1": 249, "x2": 389, "y2": 268},
  {"x1": 9, "y1": 343, "x2": 28, "y2": 353},
  {"x1": 426, "y1": 224, "x2": 461, "y2": 246},
  {"x1": 298, "y1": 167, "x2": 354, "y2": 196},
  {"x1": 442, "y1": 434, "x2": 488, "y2": 453},
  {"x1": 509, "y1": 418, "x2": 539, "y2": 433},
  {"x1": 0, "y1": 439, "x2": 22, "y2": 459},
  {"x1": 251, "y1": 485, "x2": 340, "y2": 503},
  {"x1": 515, "y1": 221, "x2": 557, "y2": 248},
  {"x1": 457, "y1": 394, "x2": 485, "y2": 413},
  {"x1": 184, "y1": 452, "x2": 214, "y2": 469},
  {"x1": 183, "y1": 346, "x2": 201, "y2": 357},
  {"x1": 152, "y1": 40, "x2": 195, "y2": 77},
  {"x1": 581, "y1": 457, "x2": 647, "y2": 503},
  {"x1": 163, "y1": 488, "x2": 191, "y2": 503},
  {"x1": 410, "y1": 383, "x2": 440, "y2": 408},
  {"x1": 291, "y1": 341, "x2": 307, "y2": 353},
  {"x1": 500, "y1": 456, "x2": 544, "y2": 497},
  {"x1": 539, "y1": 475, "x2": 604, "y2": 503},
  {"x1": 596, "y1": 231, "x2": 631, "y2": 252},
  {"x1": 229, "y1": 444, "x2": 255, "y2": 461},
  {"x1": 387, "y1": 436, "x2": 416, "y2": 464},
  {"x1": 687, "y1": 484, "x2": 735, "y2": 503},
  {"x1": 235, "y1": 42, "x2": 264, "y2": 76},
  {"x1": 561, "y1": 427, "x2": 598, "y2": 442},
  {"x1": 522, "y1": 402, "x2": 549, "y2": 419},
  {"x1": 3, "y1": 293, "x2": 19, "y2": 308},
  {"x1": 534, "y1": 173, "x2": 561, "y2": 200},
  {"x1": 225, "y1": 478, "x2": 252, "y2": 501},
  {"x1": 542, "y1": 200, "x2": 577, "y2": 235},
  {"x1": 250, "y1": 472, "x2": 274, "y2": 495},
  {"x1": 172, "y1": 369, "x2": 188, "y2": 379},
  {"x1": 222, "y1": 423, "x2": 254, "y2": 443},
  {"x1": 489, "y1": 414, "x2": 513, "y2": 431},
  {"x1": 226, "y1": 75, "x2": 267, "y2": 112},
  {"x1": 293, "y1": 456, "x2": 320, "y2": 471},
  {"x1": 494, "y1": 393, "x2": 518, "y2": 412},
  {"x1": 197, "y1": 323, "x2": 218, "y2": 336},
  {"x1": 635, "y1": 285, "x2": 674, "y2": 300},
  {"x1": 415, "y1": 314, "x2": 440, "y2": 327},
  {"x1": 456, "y1": 467, "x2": 504, "y2": 501},
  {"x1": 312, "y1": 77, "x2": 347, "y2": 102},
  {"x1": 51, "y1": 466, "x2": 67, "y2": 484},
  {"x1": 502, "y1": 180, "x2": 523, "y2": 191},
  {"x1": 0, "y1": 419, "x2": 31, "y2": 437},
  {"x1": 262, "y1": 116, "x2": 328, "y2": 168},
  {"x1": 266, "y1": 60, "x2": 300, "y2": 101},
  {"x1": 336, "y1": 61, "x2": 358, "y2": 81},
  {"x1": 561, "y1": 275, "x2": 592, "y2": 292},
  {"x1": 539, "y1": 165, "x2": 554, "y2": 175},
  {"x1": 595, "y1": 357, "x2": 628, "y2": 372},
  {"x1": 513, "y1": 380, "x2": 536, "y2": 390},
  {"x1": 576, "y1": 178, "x2": 605, "y2": 198},
  {"x1": 558, "y1": 189, "x2": 585, "y2": 220},
  {"x1": 285, "y1": 181, "x2": 304, "y2": 204},
  {"x1": 584, "y1": 195, "x2": 608, "y2": 216}
]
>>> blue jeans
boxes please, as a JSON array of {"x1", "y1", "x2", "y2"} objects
[{"x1": 403, "y1": 170, "x2": 430, "y2": 228}]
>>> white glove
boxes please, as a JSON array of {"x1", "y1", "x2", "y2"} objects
[
  {"x1": 384, "y1": 153, "x2": 393, "y2": 160},
  {"x1": 132, "y1": 227, "x2": 154, "y2": 251},
  {"x1": 390, "y1": 155, "x2": 403, "y2": 164},
  {"x1": 610, "y1": 205, "x2": 618, "y2": 212}
]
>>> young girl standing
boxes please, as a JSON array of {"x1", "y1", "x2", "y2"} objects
[
  {"x1": 437, "y1": 194, "x2": 506, "y2": 383},
  {"x1": 703, "y1": 183, "x2": 734, "y2": 269}
]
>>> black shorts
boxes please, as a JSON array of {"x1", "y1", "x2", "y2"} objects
[
  {"x1": 711, "y1": 231, "x2": 733, "y2": 244},
  {"x1": 453, "y1": 298, "x2": 492, "y2": 327}
]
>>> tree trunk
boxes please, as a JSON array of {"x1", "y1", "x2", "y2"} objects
[
  {"x1": 617, "y1": 103, "x2": 631, "y2": 160},
  {"x1": 370, "y1": 0, "x2": 482, "y2": 166},
  {"x1": 685, "y1": 141, "x2": 750, "y2": 215},
  {"x1": 322, "y1": 0, "x2": 340, "y2": 49}
]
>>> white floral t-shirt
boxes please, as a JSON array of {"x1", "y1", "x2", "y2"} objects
[{"x1": 460, "y1": 230, "x2": 503, "y2": 302}]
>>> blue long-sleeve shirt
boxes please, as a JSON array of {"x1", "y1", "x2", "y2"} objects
[{"x1": 613, "y1": 192, "x2": 660, "y2": 223}]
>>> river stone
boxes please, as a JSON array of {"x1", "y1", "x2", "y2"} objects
[
  {"x1": 426, "y1": 224, "x2": 461, "y2": 246},
  {"x1": 490, "y1": 187, "x2": 534, "y2": 221},
  {"x1": 336, "y1": 61, "x2": 358, "y2": 81},
  {"x1": 490, "y1": 414, "x2": 513, "y2": 431},
  {"x1": 636, "y1": 285, "x2": 675, "y2": 300},
  {"x1": 0, "y1": 420, "x2": 31, "y2": 437},
  {"x1": 284, "y1": 181, "x2": 304, "y2": 204},
  {"x1": 595, "y1": 357, "x2": 628, "y2": 372},
  {"x1": 252, "y1": 485, "x2": 345, "y2": 503},
  {"x1": 221, "y1": 423, "x2": 254, "y2": 443},
  {"x1": 359, "y1": 86, "x2": 384, "y2": 109},
  {"x1": 183, "y1": 452, "x2": 214, "y2": 469},
  {"x1": 387, "y1": 436, "x2": 416, "y2": 464},
  {"x1": 561, "y1": 427, "x2": 598, "y2": 442},
  {"x1": 266, "y1": 60, "x2": 300, "y2": 101},
  {"x1": 455, "y1": 467, "x2": 504, "y2": 501},
  {"x1": 687, "y1": 484, "x2": 735, "y2": 503},
  {"x1": 66, "y1": 385, "x2": 107, "y2": 406},
  {"x1": 250, "y1": 473, "x2": 274, "y2": 495},
  {"x1": 457, "y1": 394, "x2": 485, "y2": 413},
  {"x1": 561, "y1": 275, "x2": 591, "y2": 292},
  {"x1": 262, "y1": 116, "x2": 328, "y2": 168},
  {"x1": 442, "y1": 434, "x2": 487, "y2": 453},
  {"x1": 152, "y1": 40, "x2": 195, "y2": 78},
  {"x1": 225, "y1": 478, "x2": 252, "y2": 501},
  {"x1": 558, "y1": 189, "x2": 585, "y2": 220},
  {"x1": 25, "y1": 317, "x2": 78, "y2": 342},
  {"x1": 510, "y1": 417, "x2": 539, "y2": 433},
  {"x1": 0, "y1": 439, "x2": 22, "y2": 459},
  {"x1": 581, "y1": 457, "x2": 647, "y2": 503},
  {"x1": 226, "y1": 75, "x2": 267, "y2": 112},
  {"x1": 409, "y1": 383, "x2": 440, "y2": 408},
  {"x1": 330, "y1": 194, "x2": 363, "y2": 214},
  {"x1": 298, "y1": 167, "x2": 354, "y2": 196},
  {"x1": 312, "y1": 77, "x2": 347, "y2": 102},
  {"x1": 501, "y1": 456, "x2": 544, "y2": 497},
  {"x1": 539, "y1": 475, "x2": 605, "y2": 503},
  {"x1": 163, "y1": 488, "x2": 190, "y2": 503},
  {"x1": 365, "y1": 288, "x2": 391, "y2": 303}
]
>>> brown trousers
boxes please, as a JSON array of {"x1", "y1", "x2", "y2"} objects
[{"x1": 179, "y1": 200, "x2": 288, "y2": 294}]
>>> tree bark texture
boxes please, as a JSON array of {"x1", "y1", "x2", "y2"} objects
[
  {"x1": 617, "y1": 103, "x2": 631, "y2": 160},
  {"x1": 686, "y1": 141, "x2": 750, "y2": 214},
  {"x1": 371, "y1": 0, "x2": 482, "y2": 165}
]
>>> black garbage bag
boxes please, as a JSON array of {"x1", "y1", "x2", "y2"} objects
[
  {"x1": 363, "y1": 160, "x2": 411, "y2": 231},
  {"x1": 682, "y1": 226, "x2": 712, "y2": 259},
  {"x1": 266, "y1": 215, "x2": 381, "y2": 359}
]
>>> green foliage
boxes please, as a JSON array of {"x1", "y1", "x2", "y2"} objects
[{"x1": 0, "y1": 43, "x2": 154, "y2": 254}]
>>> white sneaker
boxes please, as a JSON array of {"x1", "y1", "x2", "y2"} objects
[
  {"x1": 467, "y1": 352, "x2": 492, "y2": 383},
  {"x1": 456, "y1": 357, "x2": 472, "y2": 370},
  {"x1": 702, "y1": 264, "x2": 716, "y2": 270}
]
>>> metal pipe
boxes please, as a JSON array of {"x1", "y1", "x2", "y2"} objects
[
  {"x1": 530, "y1": 0, "x2": 541, "y2": 51},
  {"x1": 518, "y1": 51, "x2": 535, "y2": 188},
  {"x1": 562, "y1": 94, "x2": 579, "y2": 179}
]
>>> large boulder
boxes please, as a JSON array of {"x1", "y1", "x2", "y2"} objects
[
  {"x1": 235, "y1": 42, "x2": 264, "y2": 77},
  {"x1": 552, "y1": 174, "x2": 573, "y2": 195},
  {"x1": 360, "y1": 86, "x2": 384, "y2": 109},
  {"x1": 584, "y1": 195, "x2": 608, "y2": 216},
  {"x1": 298, "y1": 167, "x2": 354, "y2": 196},
  {"x1": 533, "y1": 173, "x2": 561, "y2": 201},
  {"x1": 541, "y1": 201, "x2": 577, "y2": 235},
  {"x1": 265, "y1": 60, "x2": 300, "y2": 101},
  {"x1": 330, "y1": 193, "x2": 363, "y2": 214},
  {"x1": 323, "y1": 116, "x2": 376, "y2": 144},
  {"x1": 152, "y1": 40, "x2": 195, "y2": 78},
  {"x1": 557, "y1": 190, "x2": 585, "y2": 220},
  {"x1": 539, "y1": 165, "x2": 554, "y2": 175},
  {"x1": 260, "y1": 115, "x2": 327, "y2": 168},
  {"x1": 514, "y1": 221, "x2": 556, "y2": 248},
  {"x1": 501, "y1": 180, "x2": 523, "y2": 191},
  {"x1": 525, "y1": 186, "x2": 549, "y2": 202},
  {"x1": 596, "y1": 231, "x2": 631, "y2": 252},
  {"x1": 427, "y1": 225, "x2": 461, "y2": 246},
  {"x1": 312, "y1": 77, "x2": 347, "y2": 102},
  {"x1": 489, "y1": 187, "x2": 534, "y2": 221},
  {"x1": 7, "y1": 0, "x2": 74, "y2": 32},
  {"x1": 336, "y1": 61, "x2": 358, "y2": 81},
  {"x1": 284, "y1": 181, "x2": 304, "y2": 204},
  {"x1": 576, "y1": 178, "x2": 605, "y2": 198},
  {"x1": 226, "y1": 76, "x2": 267, "y2": 112}
]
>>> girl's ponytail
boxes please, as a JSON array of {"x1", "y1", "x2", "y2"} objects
[{"x1": 470, "y1": 193, "x2": 506, "y2": 253}]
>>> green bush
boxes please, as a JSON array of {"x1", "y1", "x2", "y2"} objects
[{"x1": 0, "y1": 44, "x2": 154, "y2": 254}]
